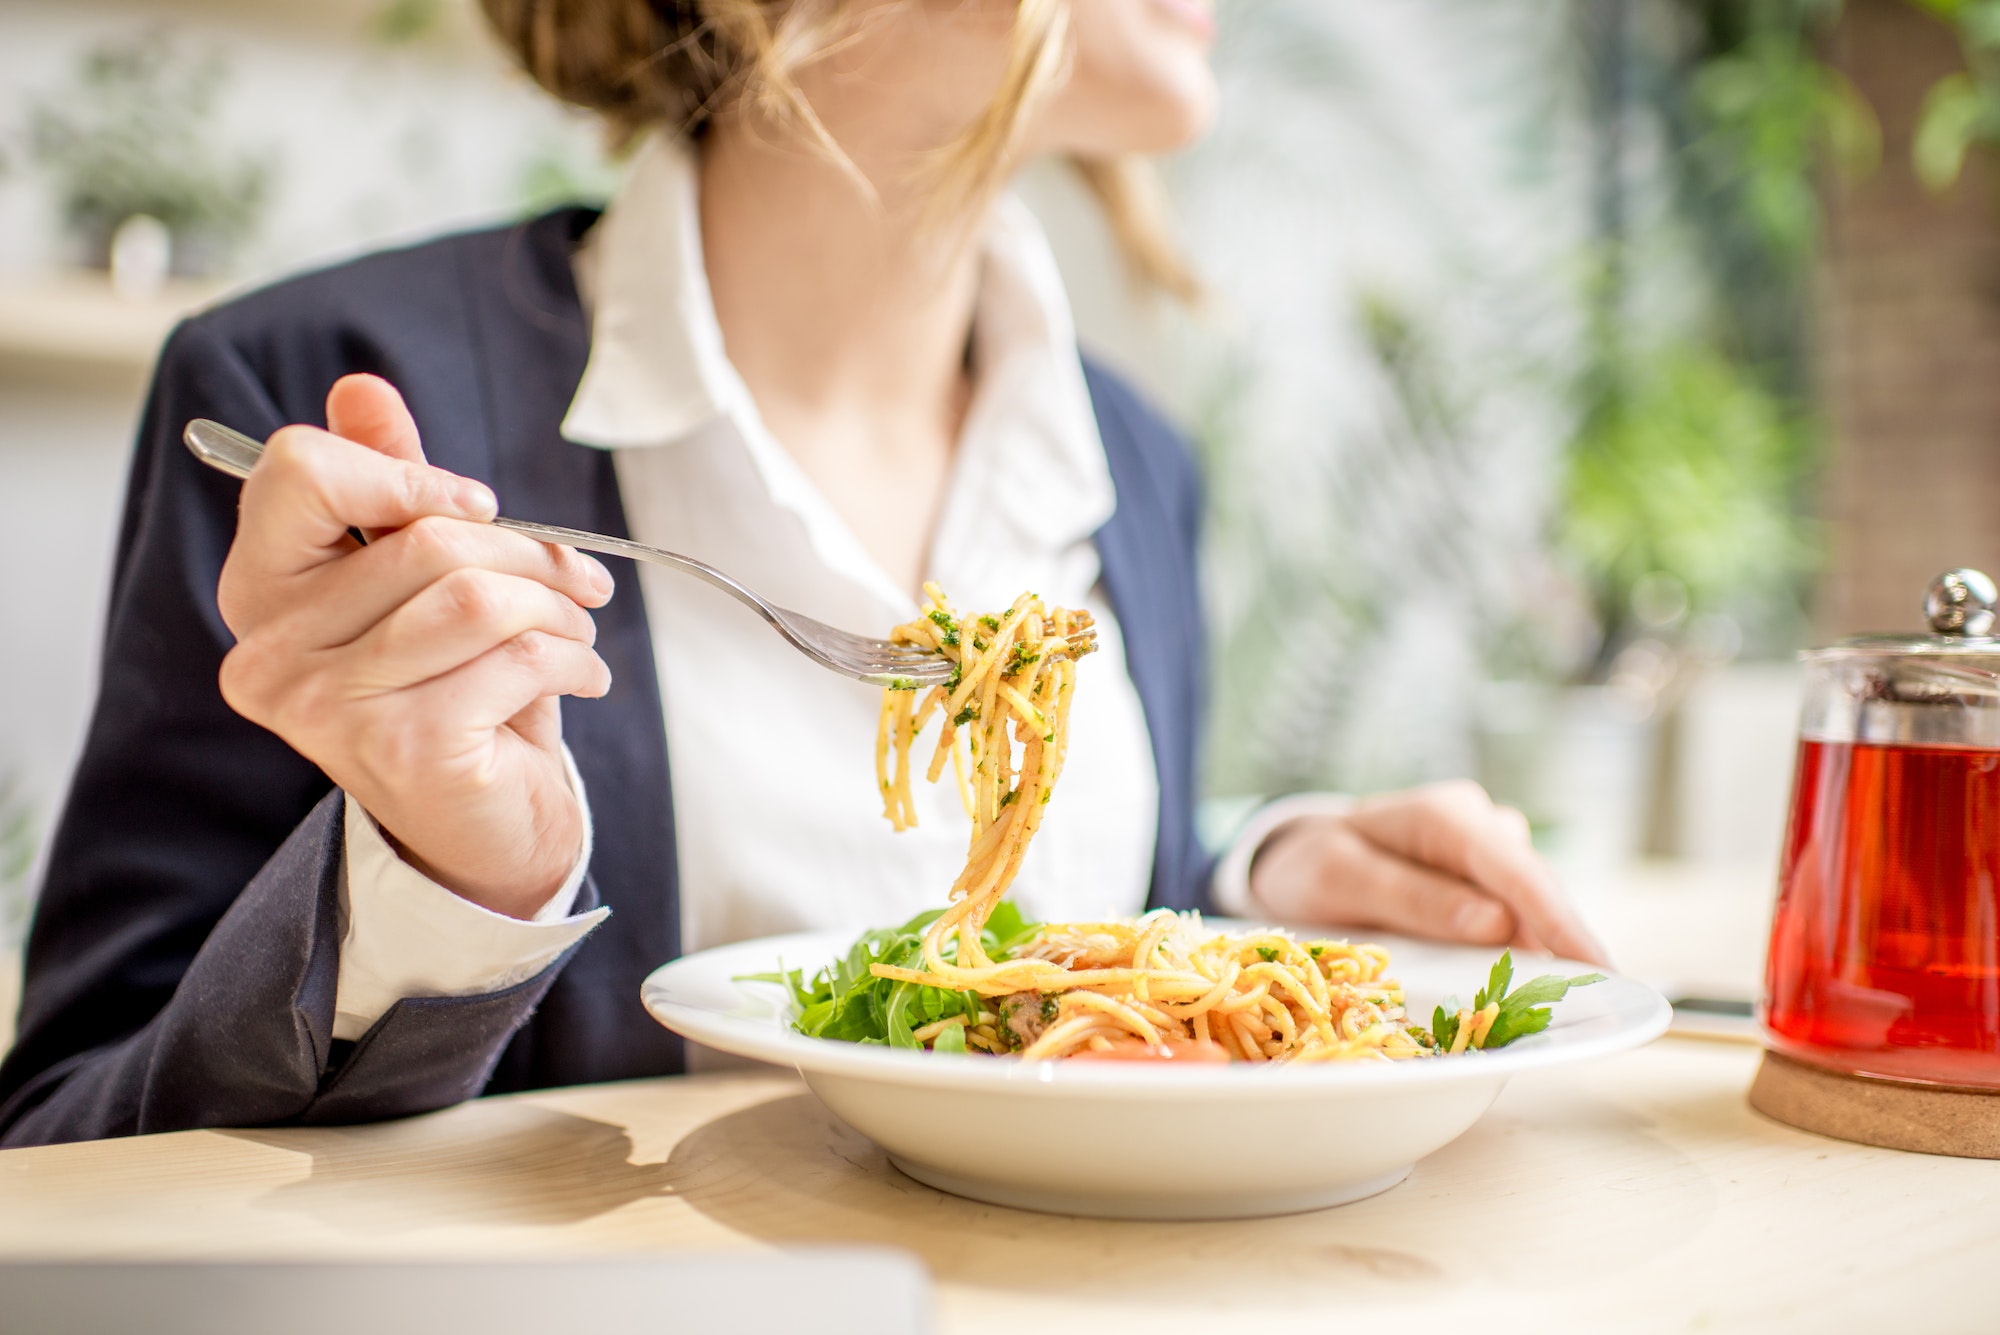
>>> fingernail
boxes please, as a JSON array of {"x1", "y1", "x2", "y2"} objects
[
  {"x1": 460, "y1": 481, "x2": 498, "y2": 520},
  {"x1": 587, "y1": 558, "x2": 614, "y2": 598}
]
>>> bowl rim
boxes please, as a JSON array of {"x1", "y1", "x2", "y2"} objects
[{"x1": 642, "y1": 925, "x2": 1672, "y2": 1100}]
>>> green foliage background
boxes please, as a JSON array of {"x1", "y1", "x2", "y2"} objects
[
  {"x1": 1555, "y1": 0, "x2": 1863, "y2": 664},
  {"x1": 1181, "y1": 0, "x2": 1864, "y2": 799}
]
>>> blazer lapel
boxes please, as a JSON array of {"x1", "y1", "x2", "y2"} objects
[{"x1": 1084, "y1": 361, "x2": 1208, "y2": 912}]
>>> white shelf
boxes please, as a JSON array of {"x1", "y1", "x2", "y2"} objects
[{"x1": 0, "y1": 274, "x2": 223, "y2": 389}]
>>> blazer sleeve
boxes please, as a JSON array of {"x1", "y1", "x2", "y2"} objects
[{"x1": 0, "y1": 319, "x2": 578, "y2": 1147}]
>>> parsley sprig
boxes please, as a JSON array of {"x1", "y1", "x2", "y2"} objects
[{"x1": 1428, "y1": 950, "x2": 1606, "y2": 1051}]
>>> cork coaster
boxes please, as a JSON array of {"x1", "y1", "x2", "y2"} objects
[{"x1": 1749, "y1": 1050, "x2": 2000, "y2": 1158}]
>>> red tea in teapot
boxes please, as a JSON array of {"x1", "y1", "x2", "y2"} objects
[{"x1": 1764, "y1": 738, "x2": 2000, "y2": 1087}]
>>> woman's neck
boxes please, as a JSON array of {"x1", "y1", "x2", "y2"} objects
[
  {"x1": 700, "y1": 121, "x2": 981, "y2": 437},
  {"x1": 698, "y1": 118, "x2": 985, "y2": 593}
]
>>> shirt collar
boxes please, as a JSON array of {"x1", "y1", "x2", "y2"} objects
[{"x1": 561, "y1": 133, "x2": 742, "y2": 449}]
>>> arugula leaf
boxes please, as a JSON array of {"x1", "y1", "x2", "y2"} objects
[
  {"x1": 738, "y1": 902, "x2": 1043, "y2": 1050},
  {"x1": 883, "y1": 981, "x2": 923, "y2": 1048},
  {"x1": 981, "y1": 900, "x2": 1042, "y2": 956}
]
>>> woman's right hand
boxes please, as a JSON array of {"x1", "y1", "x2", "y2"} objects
[{"x1": 215, "y1": 373, "x2": 615, "y2": 920}]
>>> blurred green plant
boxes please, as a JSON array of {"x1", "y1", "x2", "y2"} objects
[
  {"x1": 517, "y1": 142, "x2": 620, "y2": 217},
  {"x1": 1562, "y1": 339, "x2": 1818, "y2": 656},
  {"x1": 1905, "y1": 0, "x2": 2000, "y2": 189},
  {"x1": 28, "y1": 34, "x2": 271, "y2": 272},
  {"x1": 1686, "y1": 25, "x2": 1878, "y2": 272},
  {"x1": 1185, "y1": 0, "x2": 1856, "y2": 792},
  {"x1": 371, "y1": 0, "x2": 450, "y2": 45},
  {"x1": 1559, "y1": 0, "x2": 1857, "y2": 669}
]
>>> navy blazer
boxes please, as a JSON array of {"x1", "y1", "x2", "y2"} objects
[{"x1": 0, "y1": 208, "x2": 1210, "y2": 1147}]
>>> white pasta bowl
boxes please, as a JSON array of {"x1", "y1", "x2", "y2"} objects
[{"x1": 641, "y1": 927, "x2": 1668, "y2": 1221}]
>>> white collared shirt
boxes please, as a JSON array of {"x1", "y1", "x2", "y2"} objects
[{"x1": 330, "y1": 134, "x2": 1172, "y2": 1039}]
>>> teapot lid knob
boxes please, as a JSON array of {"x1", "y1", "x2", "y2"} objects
[{"x1": 1925, "y1": 568, "x2": 1999, "y2": 636}]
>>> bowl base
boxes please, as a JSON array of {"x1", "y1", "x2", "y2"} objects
[{"x1": 886, "y1": 1156, "x2": 1412, "y2": 1221}]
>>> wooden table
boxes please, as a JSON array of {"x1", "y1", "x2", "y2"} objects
[{"x1": 3, "y1": 866, "x2": 1997, "y2": 1333}]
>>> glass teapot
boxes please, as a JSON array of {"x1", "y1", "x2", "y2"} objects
[{"x1": 1764, "y1": 568, "x2": 2000, "y2": 1088}]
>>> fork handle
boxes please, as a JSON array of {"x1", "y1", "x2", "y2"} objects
[
  {"x1": 181, "y1": 417, "x2": 771, "y2": 609},
  {"x1": 488, "y1": 517, "x2": 741, "y2": 591}
]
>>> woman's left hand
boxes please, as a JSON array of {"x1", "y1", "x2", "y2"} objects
[{"x1": 1247, "y1": 780, "x2": 1610, "y2": 967}]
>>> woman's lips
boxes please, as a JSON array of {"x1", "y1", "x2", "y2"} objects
[{"x1": 1149, "y1": 0, "x2": 1217, "y2": 43}]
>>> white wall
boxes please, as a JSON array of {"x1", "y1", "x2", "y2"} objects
[
  {"x1": 0, "y1": 378, "x2": 136, "y2": 825},
  {"x1": 1672, "y1": 663, "x2": 1804, "y2": 872}
]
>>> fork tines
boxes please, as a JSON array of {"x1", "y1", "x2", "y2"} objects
[{"x1": 1049, "y1": 626, "x2": 1099, "y2": 662}]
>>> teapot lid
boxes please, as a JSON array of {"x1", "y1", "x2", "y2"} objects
[
  {"x1": 1816, "y1": 568, "x2": 2000, "y2": 659},
  {"x1": 1801, "y1": 569, "x2": 2000, "y2": 747}
]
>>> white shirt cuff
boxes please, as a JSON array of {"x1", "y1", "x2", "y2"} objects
[
  {"x1": 331, "y1": 745, "x2": 609, "y2": 1042},
  {"x1": 1210, "y1": 792, "x2": 1356, "y2": 918}
]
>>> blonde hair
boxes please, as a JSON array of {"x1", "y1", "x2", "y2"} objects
[{"x1": 478, "y1": 0, "x2": 1196, "y2": 298}]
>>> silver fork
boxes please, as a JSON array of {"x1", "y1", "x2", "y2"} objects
[{"x1": 183, "y1": 418, "x2": 957, "y2": 687}]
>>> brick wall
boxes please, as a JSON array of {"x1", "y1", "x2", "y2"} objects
[{"x1": 1818, "y1": 0, "x2": 2000, "y2": 637}]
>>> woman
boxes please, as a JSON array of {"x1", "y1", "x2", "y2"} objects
[{"x1": 0, "y1": 0, "x2": 1603, "y2": 1146}]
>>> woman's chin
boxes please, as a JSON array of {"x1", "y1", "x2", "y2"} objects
[
  {"x1": 1146, "y1": 0, "x2": 1217, "y2": 45},
  {"x1": 1103, "y1": 89, "x2": 1218, "y2": 157},
  {"x1": 1141, "y1": 76, "x2": 1219, "y2": 152},
  {"x1": 1057, "y1": 0, "x2": 1219, "y2": 156},
  {"x1": 1051, "y1": 63, "x2": 1219, "y2": 158}
]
